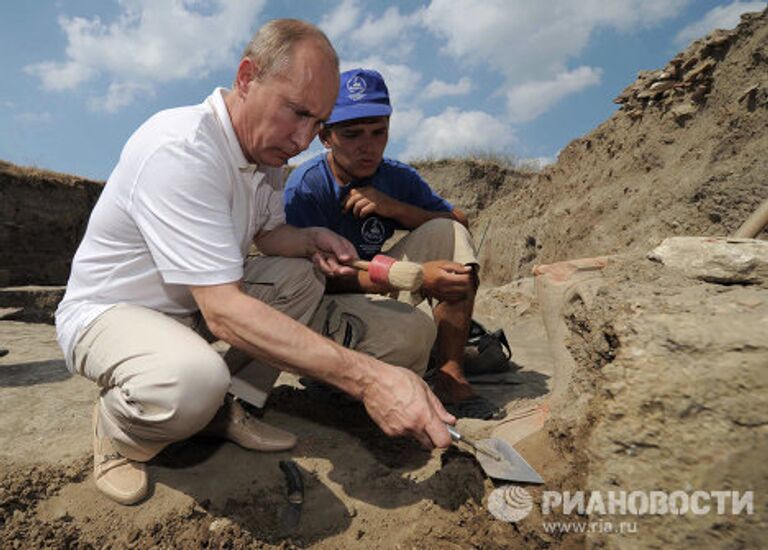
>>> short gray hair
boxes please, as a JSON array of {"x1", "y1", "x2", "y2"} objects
[{"x1": 240, "y1": 19, "x2": 338, "y2": 79}]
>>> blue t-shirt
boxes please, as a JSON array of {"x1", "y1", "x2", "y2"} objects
[{"x1": 284, "y1": 154, "x2": 453, "y2": 259}]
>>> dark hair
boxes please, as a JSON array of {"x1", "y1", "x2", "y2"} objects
[{"x1": 324, "y1": 115, "x2": 390, "y2": 131}]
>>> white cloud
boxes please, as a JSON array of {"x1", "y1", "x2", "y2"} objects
[
  {"x1": 25, "y1": 1, "x2": 264, "y2": 109},
  {"x1": 674, "y1": 1, "x2": 766, "y2": 46},
  {"x1": 325, "y1": 3, "x2": 423, "y2": 59},
  {"x1": 420, "y1": 0, "x2": 688, "y2": 121},
  {"x1": 319, "y1": 0, "x2": 362, "y2": 43},
  {"x1": 422, "y1": 77, "x2": 472, "y2": 100},
  {"x1": 348, "y1": 6, "x2": 423, "y2": 56},
  {"x1": 88, "y1": 81, "x2": 154, "y2": 113},
  {"x1": 388, "y1": 107, "x2": 425, "y2": 142},
  {"x1": 25, "y1": 59, "x2": 94, "y2": 91},
  {"x1": 519, "y1": 156, "x2": 556, "y2": 170},
  {"x1": 422, "y1": 0, "x2": 688, "y2": 81},
  {"x1": 15, "y1": 111, "x2": 53, "y2": 123},
  {"x1": 506, "y1": 66, "x2": 602, "y2": 123},
  {"x1": 341, "y1": 56, "x2": 422, "y2": 107},
  {"x1": 400, "y1": 107, "x2": 516, "y2": 160}
]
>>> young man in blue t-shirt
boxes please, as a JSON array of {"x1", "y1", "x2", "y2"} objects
[{"x1": 284, "y1": 69, "x2": 504, "y2": 420}]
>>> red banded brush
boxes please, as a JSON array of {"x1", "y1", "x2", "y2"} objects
[{"x1": 349, "y1": 254, "x2": 423, "y2": 291}]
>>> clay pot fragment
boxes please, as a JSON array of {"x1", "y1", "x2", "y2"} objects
[
  {"x1": 738, "y1": 84, "x2": 759, "y2": 102},
  {"x1": 682, "y1": 56, "x2": 699, "y2": 72},
  {"x1": 613, "y1": 92, "x2": 631, "y2": 104},
  {"x1": 650, "y1": 80, "x2": 676, "y2": 92},
  {"x1": 670, "y1": 102, "x2": 698, "y2": 122},
  {"x1": 683, "y1": 59, "x2": 716, "y2": 82},
  {"x1": 691, "y1": 84, "x2": 711, "y2": 102},
  {"x1": 705, "y1": 32, "x2": 731, "y2": 48},
  {"x1": 637, "y1": 89, "x2": 660, "y2": 100}
]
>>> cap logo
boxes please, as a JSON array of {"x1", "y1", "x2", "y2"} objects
[{"x1": 346, "y1": 75, "x2": 367, "y2": 101}]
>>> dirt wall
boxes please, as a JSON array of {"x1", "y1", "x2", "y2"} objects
[{"x1": 0, "y1": 162, "x2": 103, "y2": 286}]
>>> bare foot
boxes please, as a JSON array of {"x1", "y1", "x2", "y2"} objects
[{"x1": 431, "y1": 366, "x2": 476, "y2": 404}]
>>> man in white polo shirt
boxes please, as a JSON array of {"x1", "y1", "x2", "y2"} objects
[{"x1": 56, "y1": 19, "x2": 455, "y2": 506}]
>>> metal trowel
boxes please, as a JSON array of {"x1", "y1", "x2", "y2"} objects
[{"x1": 447, "y1": 425, "x2": 544, "y2": 484}]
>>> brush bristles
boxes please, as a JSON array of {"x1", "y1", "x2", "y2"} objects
[{"x1": 387, "y1": 260, "x2": 423, "y2": 291}]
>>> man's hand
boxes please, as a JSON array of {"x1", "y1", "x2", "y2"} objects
[
  {"x1": 361, "y1": 365, "x2": 455, "y2": 449},
  {"x1": 305, "y1": 227, "x2": 358, "y2": 277},
  {"x1": 342, "y1": 186, "x2": 399, "y2": 218},
  {"x1": 254, "y1": 224, "x2": 358, "y2": 278},
  {"x1": 421, "y1": 260, "x2": 473, "y2": 302}
]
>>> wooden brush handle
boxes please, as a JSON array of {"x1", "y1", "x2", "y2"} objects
[
  {"x1": 734, "y1": 197, "x2": 768, "y2": 238},
  {"x1": 348, "y1": 256, "x2": 395, "y2": 286}
]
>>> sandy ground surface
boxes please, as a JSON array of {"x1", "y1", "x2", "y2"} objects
[
  {"x1": 5, "y1": 252, "x2": 763, "y2": 549},
  {"x1": 0, "y1": 289, "x2": 569, "y2": 549}
]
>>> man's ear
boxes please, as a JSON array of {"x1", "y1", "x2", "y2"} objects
[
  {"x1": 234, "y1": 57, "x2": 261, "y2": 96},
  {"x1": 319, "y1": 126, "x2": 332, "y2": 148}
]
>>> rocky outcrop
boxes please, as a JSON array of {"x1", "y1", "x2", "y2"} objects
[
  {"x1": 612, "y1": 17, "x2": 768, "y2": 124},
  {"x1": 649, "y1": 236, "x2": 768, "y2": 285}
]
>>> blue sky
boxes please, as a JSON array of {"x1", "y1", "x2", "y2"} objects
[{"x1": 1, "y1": 0, "x2": 765, "y2": 181}]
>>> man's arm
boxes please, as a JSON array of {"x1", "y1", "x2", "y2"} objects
[
  {"x1": 189, "y1": 282, "x2": 454, "y2": 448},
  {"x1": 325, "y1": 268, "x2": 388, "y2": 294},
  {"x1": 343, "y1": 186, "x2": 468, "y2": 229},
  {"x1": 255, "y1": 223, "x2": 359, "y2": 277},
  {"x1": 326, "y1": 258, "x2": 474, "y2": 302}
]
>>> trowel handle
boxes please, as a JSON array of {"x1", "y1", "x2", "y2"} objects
[
  {"x1": 446, "y1": 424, "x2": 462, "y2": 442},
  {"x1": 447, "y1": 424, "x2": 481, "y2": 452},
  {"x1": 446, "y1": 424, "x2": 502, "y2": 462}
]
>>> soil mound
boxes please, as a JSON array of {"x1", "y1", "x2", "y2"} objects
[{"x1": 417, "y1": 8, "x2": 768, "y2": 286}]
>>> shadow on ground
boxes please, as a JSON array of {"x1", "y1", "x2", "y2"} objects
[{"x1": 0, "y1": 359, "x2": 71, "y2": 387}]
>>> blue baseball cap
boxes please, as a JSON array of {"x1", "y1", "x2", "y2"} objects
[{"x1": 325, "y1": 68, "x2": 392, "y2": 125}]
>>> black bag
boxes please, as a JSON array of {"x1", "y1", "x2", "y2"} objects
[{"x1": 464, "y1": 319, "x2": 512, "y2": 375}]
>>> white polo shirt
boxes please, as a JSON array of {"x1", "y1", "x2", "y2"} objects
[{"x1": 55, "y1": 88, "x2": 284, "y2": 370}]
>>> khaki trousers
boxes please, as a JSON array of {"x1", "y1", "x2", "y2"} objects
[
  {"x1": 308, "y1": 218, "x2": 479, "y2": 377},
  {"x1": 73, "y1": 257, "x2": 324, "y2": 461}
]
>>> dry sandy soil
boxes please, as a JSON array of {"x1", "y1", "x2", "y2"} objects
[{"x1": 1, "y1": 8, "x2": 767, "y2": 549}]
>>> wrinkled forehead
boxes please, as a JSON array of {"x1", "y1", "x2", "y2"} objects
[{"x1": 270, "y1": 41, "x2": 339, "y2": 117}]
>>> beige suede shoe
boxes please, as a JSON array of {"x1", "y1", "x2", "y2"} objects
[
  {"x1": 92, "y1": 403, "x2": 148, "y2": 505},
  {"x1": 199, "y1": 396, "x2": 297, "y2": 452}
]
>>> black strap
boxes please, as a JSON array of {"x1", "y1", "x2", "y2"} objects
[{"x1": 467, "y1": 319, "x2": 511, "y2": 359}]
